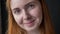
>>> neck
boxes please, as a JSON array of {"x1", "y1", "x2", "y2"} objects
[{"x1": 27, "y1": 28, "x2": 40, "y2": 34}]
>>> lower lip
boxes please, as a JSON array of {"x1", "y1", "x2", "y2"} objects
[{"x1": 24, "y1": 20, "x2": 35, "y2": 27}]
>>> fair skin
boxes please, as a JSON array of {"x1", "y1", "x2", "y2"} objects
[{"x1": 11, "y1": 0, "x2": 42, "y2": 34}]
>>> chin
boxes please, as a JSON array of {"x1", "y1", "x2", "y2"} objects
[
  {"x1": 25, "y1": 27, "x2": 36, "y2": 31},
  {"x1": 24, "y1": 23, "x2": 38, "y2": 31},
  {"x1": 19, "y1": 18, "x2": 41, "y2": 31},
  {"x1": 23, "y1": 19, "x2": 40, "y2": 31}
]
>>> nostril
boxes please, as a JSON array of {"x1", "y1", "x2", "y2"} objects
[
  {"x1": 23, "y1": 10, "x2": 32, "y2": 20},
  {"x1": 24, "y1": 15, "x2": 31, "y2": 20}
]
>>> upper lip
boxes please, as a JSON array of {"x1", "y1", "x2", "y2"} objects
[{"x1": 24, "y1": 19, "x2": 35, "y2": 24}]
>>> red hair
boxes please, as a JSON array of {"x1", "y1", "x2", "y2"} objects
[{"x1": 6, "y1": 0, "x2": 55, "y2": 34}]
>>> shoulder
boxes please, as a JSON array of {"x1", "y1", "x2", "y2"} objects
[{"x1": 5, "y1": 30, "x2": 8, "y2": 34}]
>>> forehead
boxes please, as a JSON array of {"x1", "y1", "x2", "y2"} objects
[{"x1": 11, "y1": 0, "x2": 38, "y2": 9}]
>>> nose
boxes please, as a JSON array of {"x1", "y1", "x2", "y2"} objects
[{"x1": 23, "y1": 9, "x2": 31, "y2": 20}]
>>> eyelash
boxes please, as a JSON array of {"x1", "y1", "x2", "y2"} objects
[
  {"x1": 13, "y1": 4, "x2": 35, "y2": 14},
  {"x1": 29, "y1": 4, "x2": 34, "y2": 8},
  {"x1": 27, "y1": 4, "x2": 35, "y2": 11},
  {"x1": 13, "y1": 9, "x2": 21, "y2": 14}
]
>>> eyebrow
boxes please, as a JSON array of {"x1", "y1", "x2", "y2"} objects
[
  {"x1": 12, "y1": 8, "x2": 20, "y2": 11},
  {"x1": 27, "y1": 2, "x2": 35, "y2": 5},
  {"x1": 24, "y1": 1, "x2": 37, "y2": 8},
  {"x1": 12, "y1": 1, "x2": 38, "y2": 10}
]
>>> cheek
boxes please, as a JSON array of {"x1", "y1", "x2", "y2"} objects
[
  {"x1": 29, "y1": 7, "x2": 43, "y2": 25},
  {"x1": 29, "y1": 7, "x2": 42, "y2": 18},
  {"x1": 13, "y1": 14, "x2": 23, "y2": 24},
  {"x1": 30, "y1": 7, "x2": 43, "y2": 25}
]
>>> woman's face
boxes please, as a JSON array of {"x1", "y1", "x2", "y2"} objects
[{"x1": 11, "y1": 0, "x2": 43, "y2": 31}]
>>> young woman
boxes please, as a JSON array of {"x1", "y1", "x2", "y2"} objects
[{"x1": 6, "y1": 0, "x2": 55, "y2": 34}]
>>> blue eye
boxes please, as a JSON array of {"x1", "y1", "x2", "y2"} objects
[
  {"x1": 25, "y1": 3, "x2": 35, "y2": 11},
  {"x1": 29, "y1": 4, "x2": 34, "y2": 8},
  {"x1": 13, "y1": 8, "x2": 21, "y2": 14},
  {"x1": 28, "y1": 4, "x2": 35, "y2": 10}
]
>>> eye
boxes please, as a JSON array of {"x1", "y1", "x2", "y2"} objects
[
  {"x1": 28, "y1": 4, "x2": 35, "y2": 10},
  {"x1": 13, "y1": 8, "x2": 21, "y2": 14},
  {"x1": 25, "y1": 3, "x2": 35, "y2": 11},
  {"x1": 29, "y1": 4, "x2": 35, "y2": 8}
]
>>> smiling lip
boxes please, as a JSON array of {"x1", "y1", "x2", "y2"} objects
[
  {"x1": 24, "y1": 19, "x2": 35, "y2": 24},
  {"x1": 24, "y1": 19, "x2": 35, "y2": 26}
]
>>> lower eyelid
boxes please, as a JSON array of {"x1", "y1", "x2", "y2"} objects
[
  {"x1": 29, "y1": 5, "x2": 35, "y2": 9},
  {"x1": 13, "y1": 11, "x2": 19, "y2": 14}
]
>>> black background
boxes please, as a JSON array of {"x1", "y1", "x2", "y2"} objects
[{"x1": 1, "y1": 0, "x2": 60, "y2": 34}]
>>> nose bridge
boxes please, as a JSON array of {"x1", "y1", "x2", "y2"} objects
[{"x1": 22, "y1": 9, "x2": 28, "y2": 19}]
